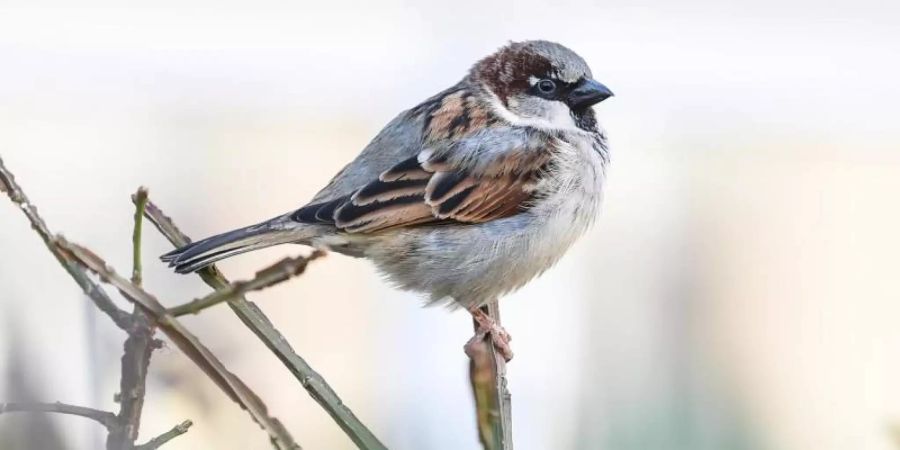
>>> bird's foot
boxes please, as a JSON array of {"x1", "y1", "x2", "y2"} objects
[{"x1": 465, "y1": 307, "x2": 514, "y2": 362}]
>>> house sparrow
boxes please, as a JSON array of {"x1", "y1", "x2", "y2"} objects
[{"x1": 162, "y1": 40, "x2": 613, "y2": 360}]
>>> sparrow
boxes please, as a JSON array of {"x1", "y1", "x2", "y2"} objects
[{"x1": 162, "y1": 40, "x2": 613, "y2": 360}]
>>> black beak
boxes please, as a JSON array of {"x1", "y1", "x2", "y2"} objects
[{"x1": 567, "y1": 79, "x2": 614, "y2": 110}]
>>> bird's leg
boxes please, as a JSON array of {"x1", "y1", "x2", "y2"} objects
[{"x1": 465, "y1": 306, "x2": 514, "y2": 362}]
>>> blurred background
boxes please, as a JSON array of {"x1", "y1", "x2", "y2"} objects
[{"x1": 1, "y1": 1, "x2": 899, "y2": 449}]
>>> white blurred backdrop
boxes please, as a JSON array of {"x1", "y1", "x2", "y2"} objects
[{"x1": 1, "y1": 1, "x2": 899, "y2": 449}]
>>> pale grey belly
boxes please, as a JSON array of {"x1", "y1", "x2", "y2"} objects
[{"x1": 359, "y1": 210, "x2": 583, "y2": 308}]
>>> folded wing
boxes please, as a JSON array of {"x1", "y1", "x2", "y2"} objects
[{"x1": 292, "y1": 146, "x2": 552, "y2": 233}]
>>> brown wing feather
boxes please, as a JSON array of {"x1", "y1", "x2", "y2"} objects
[{"x1": 293, "y1": 148, "x2": 551, "y2": 233}]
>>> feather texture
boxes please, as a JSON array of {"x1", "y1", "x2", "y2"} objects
[
  {"x1": 163, "y1": 40, "x2": 611, "y2": 310},
  {"x1": 292, "y1": 139, "x2": 552, "y2": 233}
]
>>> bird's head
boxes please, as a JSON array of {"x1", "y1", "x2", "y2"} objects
[{"x1": 471, "y1": 40, "x2": 613, "y2": 132}]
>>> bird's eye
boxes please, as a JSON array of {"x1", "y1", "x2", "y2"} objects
[{"x1": 537, "y1": 79, "x2": 556, "y2": 94}]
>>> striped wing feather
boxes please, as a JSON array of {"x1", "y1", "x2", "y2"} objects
[{"x1": 292, "y1": 149, "x2": 550, "y2": 233}]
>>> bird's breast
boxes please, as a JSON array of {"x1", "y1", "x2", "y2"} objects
[{"x1": 508, "y1": 134, "x2": 607, "y2": 280}]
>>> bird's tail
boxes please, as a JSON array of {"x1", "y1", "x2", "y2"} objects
[{"x1": 161, "y1": 214, "x2": 317, "y2": 274}]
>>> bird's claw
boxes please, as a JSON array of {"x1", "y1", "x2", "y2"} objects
[{"x1": 465, "y1": 308, "x2": 514, "y2": 362}]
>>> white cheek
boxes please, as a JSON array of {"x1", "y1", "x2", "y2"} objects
[
  {"x1": 486, "y1": 90, "x2": 584, "y2": 133},
  {"x1": 544, "y1": 101, "x2": 577, "y2": 129}
]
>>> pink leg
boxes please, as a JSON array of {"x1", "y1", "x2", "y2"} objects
[{"x1": 465, "y1": 307, "x2": 514, "y2": 362}]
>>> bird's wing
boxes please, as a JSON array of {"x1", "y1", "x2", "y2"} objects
[
  {"x1": 292, "y1": 133, "x2": 553, "y2": 233},
  {"x1": 305, "y1": 84, "x2": 462, "y2": 205}
]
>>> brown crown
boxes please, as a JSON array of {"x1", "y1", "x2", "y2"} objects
[{"x1": 471, "y1": 43, "x2": 553, "y2": 106}]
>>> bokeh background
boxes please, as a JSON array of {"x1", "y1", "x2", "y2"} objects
[{"x1": 1, "y1": 1, "x2": 899, "y2": 449}]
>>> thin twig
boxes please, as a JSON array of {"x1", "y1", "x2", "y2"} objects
[
  {"x1": 132, "y1": 188, "x2": 149, "y2": 287},
  {"x1": 1, "y1": 161, "x2": 189, "y2": 449},
  {"x1": 168, "y1": 251, "x2": 325, "y2": 317},
  {"x1": 0, "y1": 155, "x2": 132, "y2": 329},
  {"x1": 469, "y1": 302, "x2": 513, "y2": 450},
  {"x1": 108, "y1": 187, "x2": 160, "y2": 450},
  {"x1": 135, "y1": 420, "x2": 193, "y2": 450},
  {"x1": 141, "y1": 198, "x2": 387, "y2": 450},
  {"x1": 0, "y1": 402, "x2": 119, "y2": 430},
  {"x1": 54, "y1": 237, "x2": 301, "y2": 450}
]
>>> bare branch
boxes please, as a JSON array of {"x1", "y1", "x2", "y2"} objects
[
  {"x1": 135, "y1": 420, "x2": 193, "y2": 450},
  {"x1": 107, "y1": 187, "x2": 160, "y2": 450},
  {"x1": 0, "y1": 401, "x2": 118, "y2": 430},
  {"x1": 141, "y1": 198, "x2": 387, "y2": 450},
  {"x1": 0, "y1": 155, "x2": 132, "y2": 330},
  {"x1": 469, "y1": 302, "x2": 513, "y2": 450},
  {"x1": 1, "y1": 160, "x2": 296, "y2": 449},
  {"x1": 168, "y1": 251, "x2": 325, "y2": 317},
  {"x1": 55, "y1": 237, "x2": 301, "y2": 450}
]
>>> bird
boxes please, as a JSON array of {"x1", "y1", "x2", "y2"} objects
[{"x1": 162, "y1": 40, "x2": 613, "y2": 360}]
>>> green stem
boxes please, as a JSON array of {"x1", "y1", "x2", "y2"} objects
[{"x1": 132, "y1": 187, "x2": 148, "y2": 286}]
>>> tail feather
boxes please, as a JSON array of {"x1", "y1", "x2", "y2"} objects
[{"x1": 162, "y1": 216, "x2": 315, "y2": 273}]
